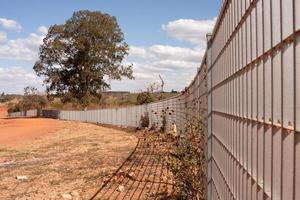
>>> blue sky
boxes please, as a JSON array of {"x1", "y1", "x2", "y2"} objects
[{"x1": 0, "y1": 0, "x2": 222, "y2": 94}]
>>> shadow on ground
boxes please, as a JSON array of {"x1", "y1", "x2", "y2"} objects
[{"x1": 90, "y1": 132, "x2": 174, "y2": 200}]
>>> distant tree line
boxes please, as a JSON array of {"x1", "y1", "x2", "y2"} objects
[
  {"x1": 0, "y1": 92, "x2": 20, "y2": 103},
  {"x1": 6, "y1": 87, "x2": 47, "y2": 116}
]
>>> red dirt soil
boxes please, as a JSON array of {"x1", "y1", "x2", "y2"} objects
[{"x1": 0, "y1": 105, "x2": 63, "y2": 146}]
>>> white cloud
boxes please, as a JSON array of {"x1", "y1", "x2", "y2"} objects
[
  {"x1": 116, "y1": 43, "x2": 204, "y2": 92},
  {"x1": 111, "y1": 63, "x2": 197, "y2": 92},
  {"x1": 0, "y1": 28, "x2": 46, "y2": 61},
  {"x1": 162, "y1": 18, "x2": 216, "y2": 46},
  {"x1": 129, "y1": 44, "x2": 204, "y2": 72},
  {"x1": 37, "y1": 26, "x2": 48, "y2": 35},
  {"x1": 0, "y1": 18, "x2": 22, "y2": 31},
  {"x1": 153, "y1": 60, "x2": 199, "y2": 70},
  {"x1": 118, "y1": 16, "x2": 217, "y2": 92},
  {"x1": 0, "y1": 66, "x2": 43, "y2": 94},
  {"x1": 129, "y1": 46, "x2": 147, "y2": 58},
  {"x1": 118, "y1": 17, "x2": 216, "y2": 91},
  {"x1": 132, "y1": 61, "x2": 172, "y2": 74},
  {"x1": 148, "y1": 45, "x2": 203, "y2": 62},
  {"x1": 0, "y1": 31, "x2": 6, "y2": 42}
]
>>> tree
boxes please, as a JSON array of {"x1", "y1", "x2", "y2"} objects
[
  {"x1": 146, "y1": 82, "x2": 160, "y2": 93},
  {"x1": 0, "y1": 92, "x2": 4, "y2": 102},
  {"x1": 136, "y1": 82, "x2": 160, "y2": 105},
  {"x1": 20, "y1": 86, "x2": 47, "y2": 116},
  {"x1": 0, "y1": 92, "x2": 14, "y2": 103},
  {"x1": 158, "y1": 75, "x2": 164, "y2": 100},
  {"x1": 34, "y1": 10, "x2": 133, "y2": 108},
  {"x1": 7, "y1": 102, "x2": 21, "y2": 113},
  {"x1": 136, "y1": 92, "x2": 155, "y2": 105}
]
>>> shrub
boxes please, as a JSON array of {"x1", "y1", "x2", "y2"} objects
[
  {"x1": 160, "y1": 111, "x2": 167, "y2": 133},
  {"x1": 0, "y1": 93, "x2": 14, "y2": 103},
  {"x1": 140, "y1": 113, "x2": 150, "y2": 128},
  {"x1": 136, "y1": 92, "x2": 155, "y2": 105},
  {"x1": 18, "y1": 87, "x2": 48, "y2": 116},
  {"x1": 165, "y1": 119, "x2": 207, "y2": 200},
  {"x1": 7, "y1": 103, "x2": 21, "y2": 113}
]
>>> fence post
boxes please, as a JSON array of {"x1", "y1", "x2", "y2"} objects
[{"x1": 206, "y1": 33, "x2": 213, "y2": 200}]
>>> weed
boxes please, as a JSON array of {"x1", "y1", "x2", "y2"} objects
[{"x1": 164, "y1": 119, "x2": 207, "y2": 200}]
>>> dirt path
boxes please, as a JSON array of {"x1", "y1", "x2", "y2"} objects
[
  {"x1": 91, "y1": 132, "x2": 174, "y2": 200},
  {"x1": 0, "y1": 118, "x2": 138, "y2": 199},
  {"x1": 0, "y1": 105, "x2": 64, "y2": 147},
  {"x1": 0, "y1": 118, "x2": 64, "y2": 146}
]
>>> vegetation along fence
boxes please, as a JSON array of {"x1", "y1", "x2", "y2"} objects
[
  {"x1": 9, "y1": 0, "x2": 300, "y2": 199},
  {"x1": 41, "y1": 60, "x2": 208, "y2": 135}
]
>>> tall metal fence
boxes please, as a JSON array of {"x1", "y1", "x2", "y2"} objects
[
  {"x1": 207, "y1": 0, "x2": 300, "y2": 199},
  {"x1": 42, "y1": 62, "x2": 208, "y2": 135},
  {"x1": 9, "y1": 0, "x2": 300, "y2": 199}
]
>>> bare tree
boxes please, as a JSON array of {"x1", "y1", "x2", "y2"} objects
[
  {"x1": 158, "y1": 75, "x2": 164, "y2": 100},
  {"x1": 146, "y1": 82, "x2": 160, "y2": 93},
  {"x1": 19, "y1": 86, "x2": 47, "y2": 117}
]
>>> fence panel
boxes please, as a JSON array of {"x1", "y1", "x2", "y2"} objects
[{"x1": 207, "y1": 0, "x2": 300, "y2": 199}]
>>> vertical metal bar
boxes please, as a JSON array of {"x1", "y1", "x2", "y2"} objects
[
  {"x1": 207, "y1": 33, "x2": 213, "y2": 200},
  {"x1": 268, "y1": 0, "x2": 274, "y2": 198},
  {"x1": 261, "y1": 0, "x2": 266, "y2": 198},
  {"x1": 280, "y1": 0, "x2": 284, "y2": 198},
  {"x1": 292, "y1": 0, "x2": 296, "y2": 199}
]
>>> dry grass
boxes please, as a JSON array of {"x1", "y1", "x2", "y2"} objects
[{"x1": 0, "y1": 121, "x2": 138, "y2": 200}]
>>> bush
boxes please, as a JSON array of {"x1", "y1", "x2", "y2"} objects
[
  {"x1": 140, "y1": 113, "x2": 150, "y2": 128},
  {"x1": 160, "y1": 111, "x2": 167, "y2": 133},
  {"x1": 0, "y1": 93, "x2": 14, "y2": 103},
  {"x1": 136, "y1": 92, "x2": 155, "y2": 105},
  {"x1": 15, "y1": 86, "x2": 48, "y2": 116},
  {"x1": 7, "y1": 103, "x2": 21, "y2": 113},
  {"x1": 165, "y1": 120, "x2": 207, "y2": 200},
  {"x1": 20, "y1": 94, "x2": 47, "y2": 113}
]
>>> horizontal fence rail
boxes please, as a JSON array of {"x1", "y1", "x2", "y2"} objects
[{"x1": 8, "y1": 0, "x2": 300, "y2": 199}]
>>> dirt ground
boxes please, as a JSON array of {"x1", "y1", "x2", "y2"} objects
[
  {"x1": 0, "y1": 105, "x2": 63, "y2": 146},
  {"x1": 91, "y1": 132, "x2": 174, "y2": 200},
  {"x1": 0, "y1": 105, "x2": 138, "y2": 200}
]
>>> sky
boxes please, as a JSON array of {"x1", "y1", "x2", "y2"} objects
[{"x1": 0, "y1": 0, "x2": 222, "y2": 94}]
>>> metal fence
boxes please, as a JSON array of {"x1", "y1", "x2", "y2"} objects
[
  {"x1": 207, "y1": 0, "x2": 300, "y2": 199},
  {"x1": 9, "y1": 0, "x2": 300, "y2": 199},
  {"x1": 8, "y1": 109, "x2": 38, "y2": 117},
  {"x1": 41, "y1": 62, "x2": 208, "y2": 135}
]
